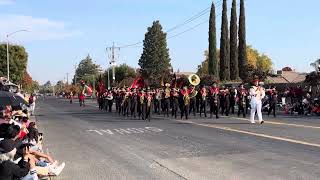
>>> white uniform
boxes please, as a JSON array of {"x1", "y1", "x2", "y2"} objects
[{"x1": 249, "y1": 86, "x2": 265, "y2": 123}]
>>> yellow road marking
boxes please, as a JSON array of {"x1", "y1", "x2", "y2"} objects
[
  {"x1": 228, "y1": 116, "x2": 320, "y2": 129},
  {"x1": 176, "y1": 120, "x2": 320, "y2": 148}
]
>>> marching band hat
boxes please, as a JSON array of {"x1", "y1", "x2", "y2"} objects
[{"x1": 252, "y1": 79, "x2": 259, "y2": 83}]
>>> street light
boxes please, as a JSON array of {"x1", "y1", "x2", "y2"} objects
[{"x1": 6, "y1": 29, "x2": 29, "y2": 82}]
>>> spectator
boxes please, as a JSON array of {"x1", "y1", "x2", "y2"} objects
[
  {"x1": 28, "y1": 94, "x2": 36, "y2": 116},
  {"x1": 0, "y1": 139, "x2": 31, "y2": 180}
]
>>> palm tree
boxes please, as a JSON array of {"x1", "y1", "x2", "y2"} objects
[{"x1": 310, "y1": 58, "x2": 320, "y2": 72}]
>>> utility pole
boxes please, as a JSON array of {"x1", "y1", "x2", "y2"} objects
[
  {"x1": 66, "y1": 73, "x2": 69, "y2": 85},
  {"x1": 106, "y1": 42, "x2": 120, "y2": 84},
  {"x1": 74, "y1": 63, "x2": 77, "y2": 85}
]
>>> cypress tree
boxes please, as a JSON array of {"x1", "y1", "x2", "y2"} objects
[
  {"x1": 230, "y1": 0, "x2": 239, "y2": 80},
  {"x1": 238, "y1": 0, "x2": 248, "y2": 80},
  {"x1": 219, "y1": 0, "x2": 230, "y2": 81},
  {"x1": 208, "y1": 2, "x2": 218, "y2": 79}
]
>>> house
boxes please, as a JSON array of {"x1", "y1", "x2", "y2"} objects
[
  {"x1": 266, "y1": 70, "x2": 306, "y2": 84},
  {"x1": 175, "y1": 72, "x2": 194, "y2": 79}
]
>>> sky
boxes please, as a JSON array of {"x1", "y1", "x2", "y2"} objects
[{"x1": 0, "y1": 0, "x2": 319, "y2": 84}]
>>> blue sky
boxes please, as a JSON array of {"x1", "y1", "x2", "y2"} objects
[{"x1": 0, "y1": 0, "x2": 319, "y2": 84}]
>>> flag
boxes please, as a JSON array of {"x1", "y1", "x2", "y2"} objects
[{"x1": 131, "y1": 77, "x2": 145, "y2": 89}]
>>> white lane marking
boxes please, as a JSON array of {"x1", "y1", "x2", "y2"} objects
[
  {"x1": 100, "y1": 129, "x2": 114, "y2": 135},
  {"x1": 135, "y1": 128, "x2": 147, "y2": 133},
  {"x1": 176, "y1": 120, "x2": 320, "y2": 148},
  {"x1": 86, "y1": 130, "x2": 103, "y2": 135},
  {"x1": 114, "y1": 128, "x2": 131, "y2": 134},
  {"x1": 127, "y1": 128, "x2": 143, "y2": 133},
  {"x1": 145, "y1": 127, "x2": 163, "y2": 132},
  {"x1": 228, "y1": 116, "x2": 320, "y2": 129},
  {"x1": 87, "y1": 127, "x2": 163, "y2": 135}
]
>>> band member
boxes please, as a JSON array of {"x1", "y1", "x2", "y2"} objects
[
  {"x1": 69, "y1": 92, "x2": 73, "y2": 104},
  {"x1": 122, "y1": 88, "x2": 131, "y2": 116},
  {"x1": 116, "y1": 89, "x2": 122, "y2": 115},
  {"x1": 145, "y1": 90, "x2": 153, "y2": 121},
  {"x1": 181, "y1": 86, "x2": 190, "y2": 119},
  {"x1": 209, "y1": 83, "x2": 219, "y2": 119},
  {"x1": 106, "y1": 90, "x2": 114, "y2": 112},
  {"x1": 268, "y1": 86, "x2": 277, "y2": 117},
  {"x1": 199, "y1": 86, "x2": 207, "y2": 117},
  {"x1": 171, "y1": 88, "x2": 179, "y2": 118},
  {"x1": 79, "y1": 80, "x2": 86, "y2": 107},
  {"x1": 139, "y1": 90, "x2": 146, "y2": 120},
  {"x1": 98, "y1": 91, "x2": 104, "y2": 110},
  {"x1": 189, "y1": 86, "x2": 197, "y2": 116},
  {"x1": 131, "y1": 89, "x2": 138, "y2": 118},
  {"x1": 249, "y1": 79, "x2": 265, "y2": 124},
  {"x1": 196, "y1": 88, "x2": 201, "y2": 113},
  {"x1": 229, "y1": 87, "x2": 236, "y2": 114},
  {"x1": 237, "y1": 84, "x2": 247, "y2": 118},
  {"x1": 222, "y1": 88, "x2": 230, "y2": 116},
  {"x1": 163, "y1": 83, "x2": 171, "y2": 117},
  {"x1": 153, "y1": 88, "x2": 162, "y2": 115}
]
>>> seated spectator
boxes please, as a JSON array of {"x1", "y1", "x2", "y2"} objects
[
  {"x1": 0, "y1": 139, "x2": 31, "y2": 180},
  {"x1": 1, "y1": 123, "x2": 65, "y2": 178},
  {"x1": 0, "y1": 111, "x2": 10, "y2": 125}
]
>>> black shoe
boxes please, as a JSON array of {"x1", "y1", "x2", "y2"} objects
[{"x1": 260, "y1": 120, "x2": 264, "y2": 124}]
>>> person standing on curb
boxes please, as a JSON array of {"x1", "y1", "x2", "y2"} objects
[{"x1": 28, "y1": 94, "x2": 36, "y2": 116}]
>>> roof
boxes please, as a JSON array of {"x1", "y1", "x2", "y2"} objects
[
  {"x1": 175, "y1": 72, "x2": 195, "y2": 76},
  {"x1": 267, "y1": 71, "x2": 306, "y2": 84},
  {"x1": 265, "y1": 76, "x2": 288, "y2": 84},
  {"x1": 281, "y1": 71, "x2": 306, "y2": 83}
]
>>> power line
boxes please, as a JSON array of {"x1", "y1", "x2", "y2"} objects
[
  {"x1": 166, "y1": 0, "x2": 222, "y2": 33},
  {"x1": 168, "y1": 2, "x2": 240, "y2": 40},
  {"x1": 119, "y1": 0, "x2": 223, "y2": 48}
]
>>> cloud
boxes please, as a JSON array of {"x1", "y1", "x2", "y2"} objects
[
  {"x1": 0, "y1": 0, "x2": 14, "y2": 5},
  {"x1": 0, "y1": 14, "x2": 81, "y2": 42}
]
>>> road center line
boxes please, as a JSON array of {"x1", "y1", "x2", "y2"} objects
[{"x1": 176, "y1": 120, "x2": 320, "y2": 148}]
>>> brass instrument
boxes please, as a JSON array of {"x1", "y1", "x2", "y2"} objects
[
  {"x1": 188, "y1": 74, "x2": 200, "y2": 86},
  {"x1": 183, "y1": 93, "x2": 190, "y2": 106},
  {"x1": 147, "y1": 95, "x2": 152, "y2": 107},
  {"x1": 189, "y1": 86, "x2": 198, "y2": 99},
  {"x1": 188, "y1": 74, "x2": 200, "y2": 99},
  {"x1": 140, "y1": 94, "x2": 145, "y2": 104},
  {"x1": 165, "y1": 87, "x2": 170, "y2": 98}
]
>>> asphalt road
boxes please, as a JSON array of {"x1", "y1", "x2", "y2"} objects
[{"x1": 36, "y1": 98, "x2": 320, "y2": 180}]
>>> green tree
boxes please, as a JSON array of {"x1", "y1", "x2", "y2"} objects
[
  {"x1": 219, "y1": 0, "x2": 230, "y2": 81},
  {"x1": 197, "y1": 50, "x2": 209, "y2": 76},
  {"x1": 104, "y1": 63, "x2": 137, "y2": 86},
  {"x1": 39, "y1": 81, "x2": 53, "y2": 94},
  {"x1": 230, "y1": 0, "x2": 238, "y2": 80},
  {"x1": 310, "y1": 58, "x2": 320, "y2": 72},
  {"x1": 208, "y1": 2, "x2": 218, "y2": 79},
  {"x1": 0, "y1": 44, "x2": 28, "y2": 83},
  {"x1": 139, "y1": 21, "x2": 172, "y2": 87},
  {"x1": 197, "y1": 50, "x2": 220, "y2": 77},
  {"x1": 55, "y1": 80, "x2": 65, "y2": 93},
  {"x1": 238, "y1": 0, "x2": 248, "y2": 81},
  {"x1": 75, "y1": 54, "x2": 101, "y2": 86}
]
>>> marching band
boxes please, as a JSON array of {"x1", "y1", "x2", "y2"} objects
[{"x1": 76, "y1": 75, "x2": 269, "y2": 124}]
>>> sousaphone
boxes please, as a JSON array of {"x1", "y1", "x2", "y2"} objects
[
  {"x1": 188, "y1": 74, "x2": 200, "y2": 98},
  {"x1": 188, "y1": 74, "x2": 200, "y2": 86}
]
